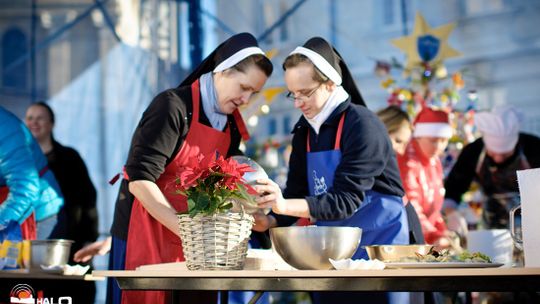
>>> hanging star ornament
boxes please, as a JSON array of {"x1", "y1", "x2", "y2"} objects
[{"x1": 391, "y1": 13, "x2": 461, "y2": 72}]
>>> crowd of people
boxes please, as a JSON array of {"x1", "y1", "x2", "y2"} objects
[{"x1": 2, "y1": 32, "x2": 539, "y2": 304}]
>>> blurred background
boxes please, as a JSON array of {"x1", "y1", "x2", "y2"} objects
[{"x1": 1, "y1": 0, "x2": 539, "y2": 302}]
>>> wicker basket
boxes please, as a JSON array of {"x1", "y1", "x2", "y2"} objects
[{"x1": 177, "y1": 211, "x2": 254, "y2": 270}]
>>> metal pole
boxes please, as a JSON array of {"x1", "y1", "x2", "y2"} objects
[
  {"x1": 95, "y1": 0, "x2": 122, "y2": 42},
  {"x1": 257, "y1": 0, "x2": 307, "y2": 42},
  {"x1": 330, "y1": 0, "x2": 336, "y2": 47},
  {"x1": 400, "y1": 0, "x2": 408, "y2": 36},
  {"x1": 247, "y1": 291, "x2": 265, "y2": 304},
  {"x1": 5, "y1": 0, "x2": 103, "y2": 74},
  {"x1": 200, "y1": 7, "x2": 235, "y2": 36},
  {"x1": 188, "y1": 0, "x2": 203, "y2": 68},
  {"x1": 30, "y1": 0, "x2": 37, "y2": 101}
]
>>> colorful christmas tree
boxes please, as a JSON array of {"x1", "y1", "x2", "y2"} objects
[{"x1": 376, "y1": 13, "x2": 478, "y2": 150}]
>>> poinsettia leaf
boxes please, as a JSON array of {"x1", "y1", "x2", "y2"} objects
[
  {"x1": 187, "y1": 194, "x2": 196, "y2": 212},
  {"x1": 177, "y1": 153, "x2": 264, "y2": 216},
  {"x1": 208, "y1": 197, "x2": 219, "y2": 214},
  {"x1": 236, "y1": 183, "x2": 256, "y2": 205},
  {"x1": 199, "y1": 192, "x2": 211, "y2": 209},
  {"x1": 218, "y1": 201, "x2": 233, "y2": 213}
]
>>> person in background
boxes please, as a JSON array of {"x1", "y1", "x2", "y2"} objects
[
  {"x1": 377, "y1": 105, "x2": 425, "y2": 245},
  {"x1": 25, "y1": 102, "x2": 98, "y2": 260},
  {"x1": 444, "y1": 105, "x2": 540, "y2": 231},
  {"x1": 377, "y1": 105, "x2": 413, "y2": 155},
  {"x1": 107, "y1": 32, "x2": 272, "y2": 304},
  {"x1": 253, "y1": 37, "x2": 409, "y2": 304},
  {"x1": 0, "y1": 106, "x2": 63, "y2": 240},
  {"x1": 397, "y1": 107, "x2": 455, "y2": 248},
  {"x1": 25, "y1": 102, "x2": 98, "y2": 304}
]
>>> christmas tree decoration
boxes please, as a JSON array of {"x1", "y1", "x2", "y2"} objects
[
  {"x1": 391, "y1": 13, "x2": 461, "y2": 73},
  {"x1": 375, "y1": 11, "x2": 480, "y2": 178}
]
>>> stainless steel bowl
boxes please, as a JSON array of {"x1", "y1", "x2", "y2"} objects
[
  {"x1": 270, "y1": 226, "x2": 362, "y2": 270},
  {"x1": 30, "y1": 239, "x2": 74, "y2": 269},
  {"x1": 365, "y1": 244, "x2": 433, "y2": 262}
]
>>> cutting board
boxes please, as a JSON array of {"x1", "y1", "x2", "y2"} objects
[{"x1": 136, "y1": 249, "x2": 294, "y2": 271}]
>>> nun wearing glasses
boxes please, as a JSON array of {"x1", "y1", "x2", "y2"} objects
[
  {"x1": 253, "y1": 37, "x2": 409, "y2": 304},
  {"x1": 107, "y1": 33, "x2": 273, "y2": 304}
]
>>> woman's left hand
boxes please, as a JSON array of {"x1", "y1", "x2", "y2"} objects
[{"x1": 253, "y1": 178, "x2": 287, "y2": 214}]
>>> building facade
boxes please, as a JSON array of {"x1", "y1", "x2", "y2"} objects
[{"x1": 214, "y1": 0, "x2": 540, "y2": 140}]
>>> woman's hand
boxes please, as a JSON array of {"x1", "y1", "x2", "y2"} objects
[
  {"x1": 252, "y1": 211, "x2": 277, "y2": 232},
  {"x1": 253, "y1": 178, "x2": 311, "y2": 218},
  {"x1": 253, "y1": 178, "x2": 287, "y2": 214},
  {"x1": 73, "y1": 236, "x2": 112, "y2": 263}
]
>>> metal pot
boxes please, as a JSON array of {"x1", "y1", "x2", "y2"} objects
[
  {"x1": 509, "y1": 205, "x2": 523, "y2": 250},
  {"x1": 365, "y1": 244, "x2": 433, "y2": 262},
  {"x1": 30, "y1": 239, "x2": 74, "y2": 269}
]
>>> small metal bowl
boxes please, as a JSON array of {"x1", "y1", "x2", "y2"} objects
[
  {"x1": 365, "y1": 244, "x2": 433, "y2": 262},
  {"x1": 30, "y1": 239, "x2": 74, "y2": 269},
  {"x1": 270, "y1": 226, "x2": 362, "y2": 270}
]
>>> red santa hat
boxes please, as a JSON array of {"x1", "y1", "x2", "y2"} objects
[{"x1": 413, "y1": 107, "x2": 453, "y2": 138}]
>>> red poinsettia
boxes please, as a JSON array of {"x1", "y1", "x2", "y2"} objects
[{"x1": 172, "y1": 153, "x2": 258, "y2": 217}]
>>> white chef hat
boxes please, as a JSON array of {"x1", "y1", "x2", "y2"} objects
[{"x1": 475, "y1": 105, "x2": 522, "y2": 153}]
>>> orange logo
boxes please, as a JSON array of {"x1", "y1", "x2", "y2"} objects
[{"x1": 10, "y1": 284, "x2": 35, "y2": 304}]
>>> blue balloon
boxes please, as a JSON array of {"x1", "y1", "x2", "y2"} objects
[{"x1": 417, "y1": 34, "x2": 440, "y2": 62}]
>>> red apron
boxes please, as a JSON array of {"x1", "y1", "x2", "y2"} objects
[
  {"x1": 122, "y1": 80, "x2": 248, "y2": 304},
  {"x1": 0, "y1": 187, "x2": 36, "y2": 239},
  {"x1": 0, "y1": 166, "x2": 48, "y2": 240}
]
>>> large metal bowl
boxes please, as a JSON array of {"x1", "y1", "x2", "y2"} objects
[
  {"x1": 30, "y1": 239, "x2": 74, "y2": 269},
  {"x1": 270, "y1": 226, "x2": 362, "y2": 270},
  {"x1": 365, "y1": 244, "x2": 433, "y2": 262}
]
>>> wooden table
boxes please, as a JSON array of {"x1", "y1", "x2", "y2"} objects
[
  {"x1": 0, "y1": 269, "x2": 101, "y2": 281},
  {"x1": 95, "y1": 267, "x2": 540, "y2": 303}
]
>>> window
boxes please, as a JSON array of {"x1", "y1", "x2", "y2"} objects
[
  {"x1": 279, "y1": 0, "x2": 289, "y2": 42},
  {"x1": 262, "y1": 2, "x2": 274, "y2": 44},
  {"x1": 268, "y1": 118, "x2": 277, "y2": 136},
  {"x1": 463, "y1": 0, "x2": 505, "y2": 16},
  {"x1": 283, "y1": 115, "x2": 291, "y2": 134},
  {"x1": 382, "y1": 0, "x2": 395, "y2": 26},
  {"x1": 2, "y1": 28, "x2": 28, "y2": 89}
]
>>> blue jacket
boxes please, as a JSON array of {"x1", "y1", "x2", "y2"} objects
[
  {"x1": 0, "y1": 106, "x2": 64, "y2": 226},
  {"x1": 274, "y1": 99, "x2": 405, "y2": 226}
]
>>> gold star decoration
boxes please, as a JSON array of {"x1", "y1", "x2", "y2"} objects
[{"x1": 391, "y1": 12, "x2": 461, "y2": 71}]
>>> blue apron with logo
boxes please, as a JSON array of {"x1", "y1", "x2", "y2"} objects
[
  {"x1": 307, "y1": 113, "x2": 409, "y2": 304},
  {"x1": 306, "y1": 114, "x2": 409, "y2": 259}
]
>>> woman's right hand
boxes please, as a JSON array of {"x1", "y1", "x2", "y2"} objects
[
  {"x1": 73, "y1": 236, "x2": 112, "y2": 263},
  {"x1": 252, "y1": 211, "x2": 276, "y2": 232}
]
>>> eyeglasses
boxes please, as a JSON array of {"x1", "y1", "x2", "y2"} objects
[{"x1": 285, "y1": 83, "x2": 322, "y2": 101}]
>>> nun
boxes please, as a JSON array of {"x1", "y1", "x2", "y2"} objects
[
  {"x1": 108, "y1": 32, "x2": 273, "y2": 304},
  {"x1": 253, "y1": 37, "x2": 409, "y2": 304}
]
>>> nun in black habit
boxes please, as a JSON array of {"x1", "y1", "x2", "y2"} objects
[
  {"x1": 107, "y1": 32, "x2": 273, "y2": 304},
  {"x1": 253, "y1": 37, "x2": 410, "y2": 304}
]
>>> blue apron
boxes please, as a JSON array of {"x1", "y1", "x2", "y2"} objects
[
  {"x1": 306, "y1": 113, "x2": 409, "y2": 259},
  {"x1": 307, "y1": 113, "x2": 410, "y2": 304}
]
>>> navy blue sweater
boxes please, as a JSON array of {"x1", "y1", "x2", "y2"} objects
[{"x1": 274, "y1": 99, "x2": 405, "y2": 226}]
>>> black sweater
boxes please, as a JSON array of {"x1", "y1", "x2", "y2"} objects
[
  {"x1": 110, "y1": 85, "x2": 243, "y2": 240},
  {"x1": 444, "y1": 133, "x2": 540, "y2": 204},
  {"x1": 274, "y1": 100, "x2": 405, "y2": 226},
  {"x1": 47, "y1": 141, "x2": 98, "y2": 261}
]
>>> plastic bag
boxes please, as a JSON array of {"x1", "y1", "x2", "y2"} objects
[{"x1": 0, "y1": 221, "x2": 26, "y2": 270}]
